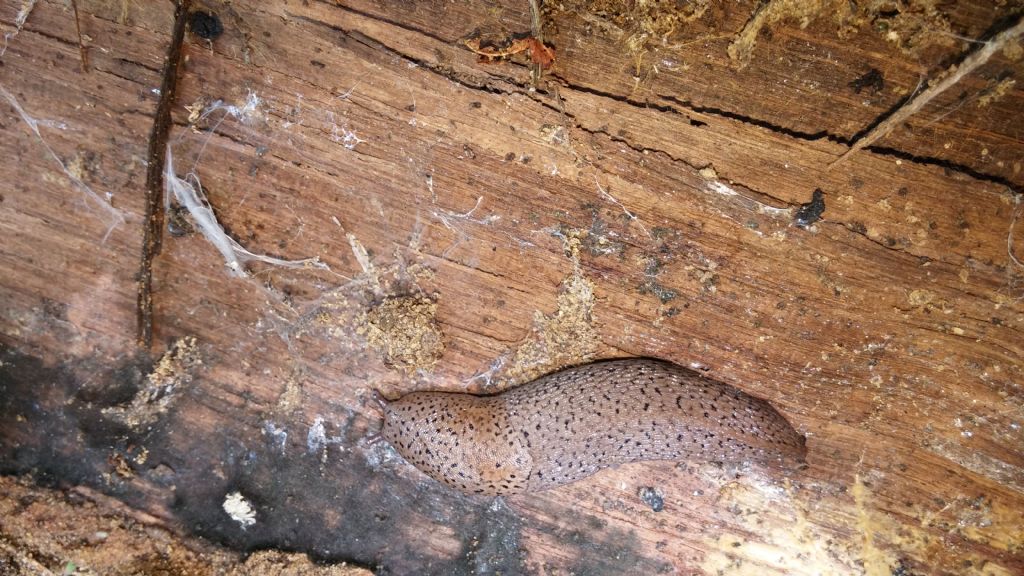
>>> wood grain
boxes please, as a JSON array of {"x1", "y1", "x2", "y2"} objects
[{"x1": 1, "y1": 1, "x2": 1022, "y2": 574}]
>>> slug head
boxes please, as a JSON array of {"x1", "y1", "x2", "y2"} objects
[{"x1": 380, "y1": 391, "x2": 533, "y2": 495}]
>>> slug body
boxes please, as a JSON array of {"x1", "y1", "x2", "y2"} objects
[{"x1": 380, "y1": 358, "x2": 806, "y2": 495}]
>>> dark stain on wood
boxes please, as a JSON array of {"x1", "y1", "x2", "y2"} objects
[{"x1": 0, "y1": 345, "x2": 664, "y2": 574}]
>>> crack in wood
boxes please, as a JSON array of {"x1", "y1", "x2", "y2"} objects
[
  {"x1": 136, "y1": 0, "x2": 192, "y2": 349},
  {"x1": 111, "y1": 56, "x2": 164, "y2": 75},
  {"x1": 834, "y1": 15, "x2": 1024, "y2": 167},
  {"x1": 573, "y1": 80, "x2": 1022, "y2": 196},
  {"x1": 292, "y1": 5, "x2": 1019, "y2": 196},
  {"x1": 856, "y1": 146, "x2": 1022, "y2": 194},
  {"x1": 831, "y1": 223, "x2": 928, "y2": 261},
  {"x1": 553, "y1": 77, "x2": 1020, "y2": 194},
  {"x1": 297, "y1": 23, "x2": 800, "y2": 219},
  {"x1": 6, "y1": 22, "x2": 82, "y2": 51},
  {"x1": 313, "y1": 0, "x2": 454, "y2": 45},
  {"x1": 98, "y1": 68, "x2": 163, "y2": 92},
  {"x1": 655, "y1": 94, "x2": 1020, "y2": 193},
  {"x1": 160, "y1": 4, "x2": 1020, "y2": 280},
  {"x1": 288, "y1": 8, "x2": 542, "y2": 94},
  {"x1": 654, "y1": 92, "x2": 832, "y2": 141}
]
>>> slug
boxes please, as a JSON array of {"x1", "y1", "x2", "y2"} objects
[{"x1": 378, "y1": 358, "x2": 806, "y2": 495}]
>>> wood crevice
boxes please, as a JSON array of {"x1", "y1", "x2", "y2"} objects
[{"x1": 136, "y1": 0, "x2": 193, "y2": 349}]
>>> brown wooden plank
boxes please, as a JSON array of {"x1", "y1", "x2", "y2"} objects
[{"x1": 1, "y1": 1, "x2": 1023, "y2": 574}]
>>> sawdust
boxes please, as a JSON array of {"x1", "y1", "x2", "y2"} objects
[
  {"x1": 275, "y1": 372, "x2": 304, "y2": 415},
  {"x1": 701, "y1": 470, "x2": 1023, "y2": 576},
  {"x1": 869, "y1": 0, "x2": 958, "y2": 53},
  {"x1": 728, "y1": 0, "x2": 827, "y2": 67},
  {"x1": 361, "y1": 295, "x2": 445, "y2": 373},
  {"x1": 701, "y1": 479, "x2": 860, "y2": 575},
  {"x1": 570, "y1": 0, "x2": 967, "y2": 72},
  {"x1": 102, "y1": 336, "x2": 201, "y2": 430},
  {"x1": 1004, "y1": 39, "x2": 1023, "y2": 60},
  {"x1": 502, "y1": 232, "x2": 600, "y2": 383},
  {"x1": 584, "y1": 0, "x2": 710, "y2": 39},
  {"x1": 905, "y1": 288, "x2": 953, "y2": 314},
  {"x1": 851, "y1": 474, "x2": 899, "y2": 576},
  {"x1": 0, "y1": 476, "x2": 371, "y2": 575},
  {"x1": 728, "y1": 0, "x2": 959, "y2": 67},
  {"x1": 565, "y1": 0, "x2": 711, "y2": 75},
  {"x1": 977, "y1": 78, "x2": 1017, "y2": 108},
  {"x1": 229, "y1": 550, "x2": 369, "y2": 576},
  {"x1": 698, "y1": 165, "x2": 719, "y2": 180}
]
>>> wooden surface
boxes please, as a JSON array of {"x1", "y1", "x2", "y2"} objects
[
  {"x1": 0, "y1": 475, "x2": 373, "y2": 575},
  {"x1": 1, "y1": 1, "x2": 1023, "y2": 574}
]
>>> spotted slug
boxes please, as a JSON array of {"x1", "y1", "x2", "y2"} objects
[{"x1": 378, "y1": 358, "x2": 806, "y2": 495}]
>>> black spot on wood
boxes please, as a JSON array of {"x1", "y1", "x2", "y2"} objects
[
  {"x1": 188, "y1": 10, "x2": 224, "y2": 40},
  {"x1": 795, "y1": 189, "x2": 826, "y2": 228},
  {"x1": 848, "y1": 68, "x2": 884, "y2": 94}
]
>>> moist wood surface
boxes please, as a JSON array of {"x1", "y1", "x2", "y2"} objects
[{"x1": 1, "y1": 1, "x2": 1023, "y2": 574}]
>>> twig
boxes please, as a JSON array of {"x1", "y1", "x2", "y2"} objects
[
  {"x1": 831, "y1": 15, "x2": 1024, "y2": 167},
  {"x1": 137, "y1": 0, "x2": 192, "y2": 349}
]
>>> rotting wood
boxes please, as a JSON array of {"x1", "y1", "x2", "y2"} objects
[
  {"x1": 832, "y1": 14, "x2": 1024, "y2": 168},
  {"x1": 544, "y1": 0, "x2": 1024, "y2": 188},
  {"x1": 1, "y1": 1, "x2": 1023, "y2": 575},
  {"x1": 0, "y1": 475, "x2": 374, "y2": 575}
]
